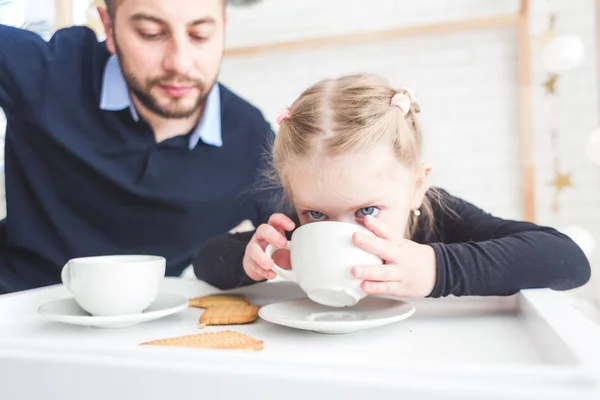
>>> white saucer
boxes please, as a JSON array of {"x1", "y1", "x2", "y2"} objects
[
  {"x1": 38, "y1": 293, "x2": 189, "y2": 328},
  {"x1": 258, "y1": 296, "x2": 415, "y2": 334}
]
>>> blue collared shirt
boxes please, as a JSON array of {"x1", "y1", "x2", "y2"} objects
[{"x1": 99, "y1": 54, "x2": 223, "y2": 149}]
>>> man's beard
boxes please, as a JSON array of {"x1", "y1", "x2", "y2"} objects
[{"x1": 116, "y1": 47, "x2": 213, "y2": 119}]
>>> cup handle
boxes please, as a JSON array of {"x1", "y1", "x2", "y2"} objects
[
  {"x1": 265, "y1": 241, "x2": 294, "y2": 281},
  {"x1": 61, "y1": 263, "x2": 71, "y2": 290}
]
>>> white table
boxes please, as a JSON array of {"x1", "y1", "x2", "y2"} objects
[{"x1": 0, "y1": 278, "x2": 599, "y2": 400}]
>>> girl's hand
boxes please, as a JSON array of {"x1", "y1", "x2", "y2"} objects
[
  {"x1": 351, "y1": 215, "x2": 437, "y2": 298},
  {"x1": 243, "y1": 213, "x2": 295, "y2": 281}
]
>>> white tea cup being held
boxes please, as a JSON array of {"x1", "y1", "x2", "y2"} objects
[
  {"x1": 266, "y1": 221, "x2": 383, "y2": 307},
  {"x1": 61, "y1": 255, "x2": 166, "y2": 316}
]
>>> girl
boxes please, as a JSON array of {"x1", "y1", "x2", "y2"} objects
[{"x1": 193, "y1": 73, "x2": 590, "y2": 298}]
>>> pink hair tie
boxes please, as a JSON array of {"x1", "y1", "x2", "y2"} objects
[
  {"x1": 399, "y1": 87, "x2": 416, "y2": 103},
  {"x1": 277, "y1": 109, "x2": 291, "y2": 124},
  {"x1": 390, "y1": 86, "x2": 416, "y2": 116}
]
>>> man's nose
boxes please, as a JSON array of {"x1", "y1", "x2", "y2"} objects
[{"x1": 162, "y1": 34, "x2": 193, "y2": 75}]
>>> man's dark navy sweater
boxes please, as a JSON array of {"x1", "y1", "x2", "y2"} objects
[{"x1": 0, "y1": 25, "x2": 277, "y2": 293}]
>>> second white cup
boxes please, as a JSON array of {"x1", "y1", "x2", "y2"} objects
[{"x1": 61, "y1": 255, "x2": 166, "y2": 316}]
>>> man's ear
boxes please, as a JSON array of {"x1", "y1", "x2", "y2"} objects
[
  {"x1": 411, "y1": 162, "x2": 434, "y2": 210},
  {"x1": 97, "y1": 6, "x2": 116, "y2": 54}
]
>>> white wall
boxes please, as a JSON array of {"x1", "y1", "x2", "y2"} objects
[{"x1": 222, "y1": 0, "x2": 523, "y2": 220}]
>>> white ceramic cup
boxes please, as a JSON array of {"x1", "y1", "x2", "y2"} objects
[
  {"x1": 266, "y1": 221, "x2": 383, "y2": 307},
  {"x1": 61, "y1": 255, "x2": 166, "y2": 316}
]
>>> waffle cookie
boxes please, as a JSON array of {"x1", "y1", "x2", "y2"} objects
[
  {"x1": 189, "y1": 294, "x2": 249, "y2": 309},
  {"x1": 199, "y1": 304, "x2": 260, "y2": 326},
  {"x1": 140, "y1": 331, "x2": 264, "y2": 351}
]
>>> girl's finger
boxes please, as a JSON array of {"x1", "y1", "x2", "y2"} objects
[
  {"x1": 352, "y1": 264, "x2": 405, "y2": 282},
  {"x1": 255, "y1": 223, "x2": 288, "y2": 250},
  {"x1": 246, "y1": 241, "x2": 275, "y2": 270},
  {"x1": 363, "y1": 215, "x2": 392, "y2": 241},
  {"x1": 352, "y1": 232, "x2": 397, "y2": 262},
  {"x1": 268, "y1": 213, "x2": 296, "y2": 233},
  {"x1": 361, "y1": 281, "x2": 406, "y2": 297},
  {"x1": 251, "y1": 259, "x2": 276, "y2": 280},
  {"x1": 243, "y1": 255, "x2": 273, "y2": 281}
]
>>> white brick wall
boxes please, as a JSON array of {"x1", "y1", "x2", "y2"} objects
[
  {"x1": 221, "y1": 28, "x2": 523, "y2": 218},
  {"x1": 528, "y1": 0, "x2": 600, "y2": 301},
  {"x1": 221, "y1": 0, "x2": 525, "y2": 221}
]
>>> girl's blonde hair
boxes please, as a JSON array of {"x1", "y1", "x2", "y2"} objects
[{"x1": 273, "y1": 73, "x2": 440, "y2": 238}]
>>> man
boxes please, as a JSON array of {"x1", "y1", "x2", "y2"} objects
[{"x1": 0, "y1": 0, "x2": 276, "y2": 293}]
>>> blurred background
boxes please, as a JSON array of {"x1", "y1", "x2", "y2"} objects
[{"x1": 1, "y1": 0, "x2": 599, "y2": 312}]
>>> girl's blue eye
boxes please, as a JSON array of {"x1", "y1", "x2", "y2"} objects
[
  {"x1": 307, "y1": 211, "x2": 327, "y2": 221},
  {"x1": 356, "y1": 207, "x2": 380, "y2": 218}
]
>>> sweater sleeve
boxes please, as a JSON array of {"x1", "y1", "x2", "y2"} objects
[
  {"x1": 0, "y1": 24, "x2": 50, "y2": 113},
  {"x1": 192, "y1": 230, "x2": 259, "y2": 289},
  {"x1": 193, "y1": 212, "x2": 299, "y2": 289},
  {"x1": 426, "y1": 190, "x2": 591, "y2": 297}
]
